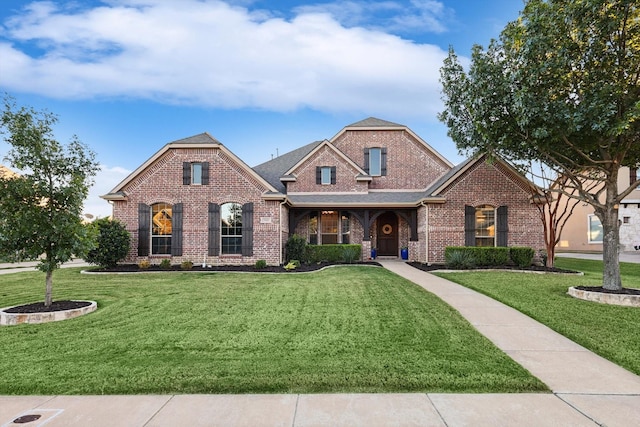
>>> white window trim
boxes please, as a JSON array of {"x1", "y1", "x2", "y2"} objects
[{"x1": 587, "y1": 214, "x2": 603, "y2": 244}]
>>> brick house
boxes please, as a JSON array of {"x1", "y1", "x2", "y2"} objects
[{"x1": 102, "y1": 118, "x2": 546, "y2": 265}]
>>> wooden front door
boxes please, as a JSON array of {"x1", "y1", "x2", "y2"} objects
[{"x1": 377, "y1": 212, "x2": 398, "y2": 256}]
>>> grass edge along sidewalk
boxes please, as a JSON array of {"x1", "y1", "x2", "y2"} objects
[
  {"x1": 435, "y1": 257, "x2": 640, "y2": 377},
  {"x1": 0, "y1": 266, "x2": 546, "y2": 395}
]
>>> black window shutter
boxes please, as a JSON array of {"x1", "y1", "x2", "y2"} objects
[
  {"x1": 138, "y1": 203, "x2": 150, "y2": 256},
  {"x1": 331, "y1": 166, "x2": 336, "y2": 184},
  {"x1": 183, "y1": 162, "x2": 191, "y2": 185},
  {"x1": 171, "y1": 203, "x2": 183, "y2": 256},
  {"x1": 381, "y1": 148, "x2": 388, "y2": 176},
  {"x1": 316, "y1": 167, "x2": 322, "y2": 184},
  {"x1": 464, "y1": 205, "x2": 475, "y2": 246},
  {"x1": 202, "y1": 162, "x2": 210, "y2": 185},
  {"x1": 242, "y1": 202, "x2": 254, "y2": 256},
  {"x1": 631, "y1": 168, "x2": 638, "y2": 185},
  {"x1": 208, "y1": 203, "x2": 220, "y2": 256},
  {"x1": 364, "y1": 148, "x2": 370, "y2": 174},
  {"x1": 497, "y1": 205, "x2": 508, "y2": 247}
]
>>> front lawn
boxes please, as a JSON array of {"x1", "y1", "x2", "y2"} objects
[
  {"x1": 436, "y1": 258, "x2": 640, "y2": 376},
  {"x1": 0, "y1": 266, "x2": 546, "y2": 394}
]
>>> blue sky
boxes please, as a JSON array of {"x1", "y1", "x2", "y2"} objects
[{"x1": 0, "y1": 0, "x2": 525, "y2": 217}]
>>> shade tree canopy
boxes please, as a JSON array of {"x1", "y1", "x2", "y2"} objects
[{"x1": 439, "y1": 0, "x2": 640, "y2": 290}]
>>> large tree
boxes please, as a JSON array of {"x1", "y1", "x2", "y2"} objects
[
  {"x1": 439, "y1": 0, "x2": 640, "y2": 290},
  {"x1": 0, "y1": 97, "x2": 100, "y2": 306}
]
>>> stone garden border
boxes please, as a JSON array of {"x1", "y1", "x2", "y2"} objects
[
  {"x1": 0, "y1": 301, "x2": 97, "y2": 326},
  {"x1": 568, "y1": 288, "x2": 640, "y2": 307}
]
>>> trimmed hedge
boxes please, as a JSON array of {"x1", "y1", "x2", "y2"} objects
[
  {"x1": 509, "y1": 246, "x2": 535, "y2": 268},
  {"x1": 444, "y1": 247, "x2": 510, "y2": 267},
  {"x1": 445, "y1": 246, "x2": 536, "y2": 267},
  {"x1": 306, "y1": 244, "x2": 362, "y2": 263}
]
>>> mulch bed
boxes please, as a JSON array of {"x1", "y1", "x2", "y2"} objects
[
  {"x1": 89, "y1": 261, "x2": 382, "y2": 274},
  {"x1": 4, "y1": 300, "x2": 92, "y2": 314},
  {"x1": 407, "y1": 261, "x2": 578, "y2": 274}
]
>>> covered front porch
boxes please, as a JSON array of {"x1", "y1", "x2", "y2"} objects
[{"x1": 288, "y1": 207, "x2": 421, "y2": 261}]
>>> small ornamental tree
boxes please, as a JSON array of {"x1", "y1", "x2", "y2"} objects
[
  {"x1": 0, "y1": 96, "x2": 100, "y2": 307},
  {"x1": 85, "y1": 218, "x2": 131, "y2": 268}
]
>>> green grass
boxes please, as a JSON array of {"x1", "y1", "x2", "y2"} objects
[
  {"x1": 0, "y1": 266, "x2": 547, "y2": 395},
  {"x1": 436, "y1": 258, "x2": 640, "y2": 376}
]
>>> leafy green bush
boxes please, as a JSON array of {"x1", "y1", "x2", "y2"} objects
[
  {"x1": 159, "y1": 259, "x2": 172, "y2": 270},
  {"x1": 306, "y1": 244, "x2": 362, "y2": 263},
  {"x1": 509, "y1": 247, "x2": 535, "y2": 268},
  {"x1": 181, "y1": 260, "x2": 193, "y2": 270},
  {"x1": 444, "y1": 247, "x2": 509, "y2": 267},
  {"x1": 285, "y1": 234, "x2": 308, "y2": 263},
  {"x1": 341, "y1": 246, "x2": 360, "y2": 263},
  {"x1": 445, "y1": 249, "x2": 476, "y2": 269},
  {"x1": 84, "y1": 218, "x2": 131, "y2": 268},
  {"x1": 254, "y1": 259, "x2": 268, "y2": 269}
]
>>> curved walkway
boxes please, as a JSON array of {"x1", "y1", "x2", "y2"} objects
[{"x1": 2, "y1": 260, "x2": 640, "y2": 426}]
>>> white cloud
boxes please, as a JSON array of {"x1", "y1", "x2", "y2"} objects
[
  {"x1": 83, "y1": 164, "x2": 131, "y2": 219},
  {"x1": 294, "y1": 0, "x2": 451, "y2": 34},
  {"x1": 0, "y1": 0, "x2": 450, "y2": 118}
]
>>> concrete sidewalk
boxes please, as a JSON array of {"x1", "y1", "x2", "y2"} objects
[
  {"x1": 0, "y1": 259, "x2": 90, "y2": 275},
  {"x1": 2, "y1": 262, "x2": 640, "y2": 426}
]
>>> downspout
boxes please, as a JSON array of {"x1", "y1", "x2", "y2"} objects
[
  {"x1": 420, "y1": 201, "x2": 429, "y2": 264},
  {"x1": 279, "y1": 199, "x2": 287, "y2": 265}
]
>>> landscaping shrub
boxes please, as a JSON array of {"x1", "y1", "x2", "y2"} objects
[
  {"x1": 84, "y1": 218, "x2": 131, "y2": 268},
  {"x1": 445, "y1": 249, "x2": 476, "y2": 269},
  {"x1": 341, "y1": 246, "x2": 360, "y2": 263},
  {"x1": 509, "y1": 247, "x2": 535, "y2": 268},
  {"x1": 306, "y1": 244, "x2": 362, "y2": 263},
  {"x1": 254, "y1": 259, "x2": 268, "y2": 269},
  {"x1": 181, "y1": 260, "x2": 194, "y2": 270},
  {"x1": 138, "y1": 260, "x2": 150, "y2": 270},
  {"x1": 285, "y1": 234, "x2": 308, "y2": 263},
  {"x1": 444, "y1": 247, "x2": 509, "y2": 267},
  {"x1": 159, "y1": 259, "x2": 172, "y2": 270}
]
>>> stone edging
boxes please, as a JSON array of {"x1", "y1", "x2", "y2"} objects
[
  {"x1": 0, "y1": 301, "x2": 97, "y2": 326},
  {"x1": 568, "y1": 287, "x2": 640, "y2": 307}
]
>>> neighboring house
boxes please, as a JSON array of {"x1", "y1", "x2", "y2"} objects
[
  {"x1": 102, "y1": 118, "x2": 546, "y2": 265},
  {"x1": 0, "y1": 165, "x2": 18, "y2": 179},
  {"x1": 558, "y1": 167, "x2": 640, "y2": 252}
]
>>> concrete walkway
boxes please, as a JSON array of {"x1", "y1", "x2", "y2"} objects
[{"x1": 2, "y1": 261, "x2": 640, "y2": 426}]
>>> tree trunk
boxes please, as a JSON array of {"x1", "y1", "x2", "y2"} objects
[
  {"x1": 45, "y1": 269, "x2": 54, "y2": 307},
  {"x1": 545, "y1": 240, "x2": 556, "y2": 268},
  {"x1": 599, "y1": 181, "x2": 622, "y2": 291}
]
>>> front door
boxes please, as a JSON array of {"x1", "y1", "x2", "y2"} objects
[{"x1": 377, "y1": 212, "x2": 398, "y2": 256}]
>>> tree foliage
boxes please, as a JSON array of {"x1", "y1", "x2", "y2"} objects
[
  {"x1": 85, "y1": 218, "x2": 131, "y2": 268},
  {"x1": 0, "y1": 96, "x2": 100, "y2": 306},
  {"x1": 439, "y1": 0, "x2": 640, "y2": 289}
]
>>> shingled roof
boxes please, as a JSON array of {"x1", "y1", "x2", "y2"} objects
[
  {"x1": 252, "y1": 140, "x2": 323, "y2": 193},
  {"x1": 346, "y1": 117, "x2": 405, "y2": 128}
]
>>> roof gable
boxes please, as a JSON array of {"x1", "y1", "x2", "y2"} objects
[
  {"x1": 330, "y1": 117, "x2": 453, "y2": 168},
  {"x1": 284, "y1": 140, "x2": 368, "y2": 178},
  {"x1": 427, "y1": 153, "x2": 542, "y2": 197},
  {"x1": 102, "y1": 133, "x2": 280, "y2": 199}
]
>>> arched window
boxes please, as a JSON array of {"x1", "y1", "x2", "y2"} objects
[
  {"x1": 221, "y1": 202, "x2": 243, "y2": 254},
  {"x1": 151, "y1": 203, "x2": 172, "y2": 254}
]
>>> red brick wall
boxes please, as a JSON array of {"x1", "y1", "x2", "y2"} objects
[
  {"x1": 332, "y1": 130, "x2": 451, "y2": 189},
  {"x1": 112, "y1": 147, "x2": 283, "y2": 266},
  {"x1": 287, "y1": 145, "x2": 369, "y2": 193},
  {"x1": 427, "y1": 160, "x2": 545, "y2": 262}
]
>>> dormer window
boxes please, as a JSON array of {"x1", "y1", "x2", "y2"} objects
[
  {"x1": 364, "y1": 147, "x2": 387, "y2": 176},
  {"x1": 316, "y1": 166, "x2": 336, "y2": 185}
]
